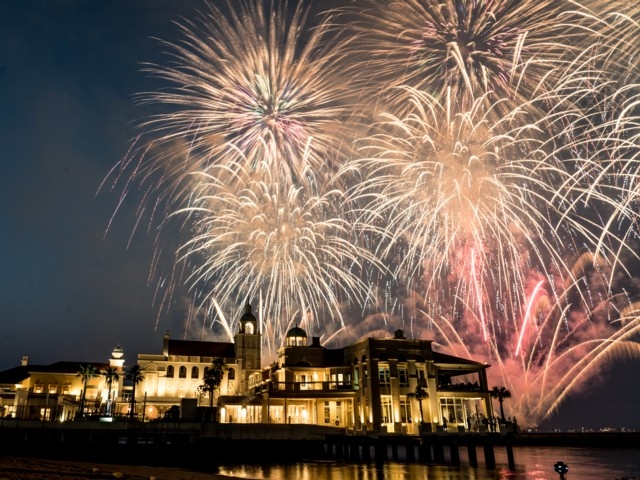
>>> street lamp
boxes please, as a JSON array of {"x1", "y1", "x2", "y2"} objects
[{"x1": 553, "y1": 461, "x2": 569, "y2": 480}]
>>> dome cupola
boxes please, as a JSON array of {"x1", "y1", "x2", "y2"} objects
[{"x1": 285, "y1": 325, "x2": 307, "y2": 347}]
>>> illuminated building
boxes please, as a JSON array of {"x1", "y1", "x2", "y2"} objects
[
  {"x1": 134, "y1": 305, "x2": 494, "y2": 433},
  {"x1": 0, "y1": 305, "x2": 494, "y2": 433},
  {"x1": 0, "y1": 347, "x2": 125, "y2": 421}
]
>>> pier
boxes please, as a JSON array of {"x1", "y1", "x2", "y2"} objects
[
  {"x1": 0, "y1": 420, "x2": 518, "y2": 468},
  {"x1": 324, "y1": 432, "x2": 516, "y2": 469},
  {"x1": 1, "y1": 420, "x2": 639, "y2": 469}
]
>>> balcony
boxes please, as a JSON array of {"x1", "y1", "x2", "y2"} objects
[
  {"x1": 437, "y1": 381, "x2": 483, "y2": 392},
  {"x1": 265, "y1": 381, "x2": 354, "y2": 393}
]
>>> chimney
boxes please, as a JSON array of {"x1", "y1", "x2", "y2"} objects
[
  {"x1": 311, "y1": 337, "x2": 321, "y2": 347},
  {"x1": 394, "y1": 329, "x2": 405, "y2": 339},
  {"x1": 163, "y1": 330, "x2": 170, "y2": 357}
]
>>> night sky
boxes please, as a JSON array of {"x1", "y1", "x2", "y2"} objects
[{"x1": 1, "y1": 0, "x2": 639, "y2": 431}]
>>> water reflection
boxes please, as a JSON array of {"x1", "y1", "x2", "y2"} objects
[{"x1": 215, "y1": 447, "x2": 640, "y2": 480}]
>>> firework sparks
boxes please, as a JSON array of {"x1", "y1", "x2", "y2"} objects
[
  {"x1": 337, "y1": 0, "x2": 640, "y2": 117},
  {"x1": 105, "y1": 0, "x2": 359, "y2": 224},
  {"x1": 172, "y1": 159, "x2": 383, "y2": 357},
  {"x1": 336, "y1": 0, "x2": 640, "y2": 424},
  {"x1": 102, "y1": 0, "x2": 372, "y2": 352},
  {"x1": 106, "y1": 0, "x2": 640, "y2": 425}
]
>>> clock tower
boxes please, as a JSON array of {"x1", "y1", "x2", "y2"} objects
[{"x1": 234, "y1": 303, "x2": 262, "y2": 394}]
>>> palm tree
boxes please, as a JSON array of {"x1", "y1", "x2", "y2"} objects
[
  {"x1": 201, "y1": 358, "x2": 227, "y2": 409},
  {"x1": 76, "y1": 364, "x2": 99, "y2": 419},
  {"x1": 407, "y1": 382, "x2": 429, "y2": 425},
  {"x1": 102, "y1": 367, "x2": 120, "y2": 415},
  {"x1": 490, "y1": 386, "x2": 512, "y2": 423},
  {"x1": 125, "y1": 364, "x2": 145, "y2": 420}
]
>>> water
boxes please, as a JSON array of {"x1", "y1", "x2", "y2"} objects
[{"x1": 215, "y1": 446, "x2": 640, "y2": 480}]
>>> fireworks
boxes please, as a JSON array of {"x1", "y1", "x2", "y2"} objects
[
  {"x1": 173, "y1": 161, "x2": 382, "y2": 358},
  {"x1": 108, "y1": 0, "x2": 640, "y2": 425},
  {"x1": 106, "y1": 0, "x2": 358, "y2": 220},
  {"x1": 337, "y1": 0, "x2": 640, "y2": 424},
  {"x1": 103, "y1": 0, "x2": 374, "y2": 355}
]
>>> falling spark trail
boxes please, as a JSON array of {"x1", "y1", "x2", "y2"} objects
[
  {"x1": 515, "y1": 280, "x2": 545, "y2": 357},
  {"x1": 105, "y1": 0, "x2": 640, "y2": 424}
]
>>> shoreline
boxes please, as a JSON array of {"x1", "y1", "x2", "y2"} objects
[{"x1": 0, "y1": 455, "x2": 244, "y2": 480}]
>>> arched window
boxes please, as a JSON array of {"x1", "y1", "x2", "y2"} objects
[
  {"x1": 179, "y1": 366, "x2": 187, "y2": 378},
  {"x1": 166, "y1": 366, "x2": 174, "y2": 378},
  {"x1": 228, "y1": 368, "x2": 235, "y2": 380},
  {"x1": 191, "y1": 366, "x2": 199, "y2": 379}
]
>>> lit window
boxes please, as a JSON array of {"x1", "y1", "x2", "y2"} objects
[
  {"x1": 86, "y1": 387, "x2": 98, "y2": 400},
  {"x1": 48, "y1": 385, "x2": 58, "y2": 394},
  {"x1": 400, "y1": 396, "x2": 411, "y2": 423},
  {"x1": 295, "y1": 374, "x2": 309, "y2": 389},
  {"x1": 34, "y1": 383, "x2": 43, "y2": 394},
  {"x1": 381, "y1": 396, "x2": 392, "y2": 424}
]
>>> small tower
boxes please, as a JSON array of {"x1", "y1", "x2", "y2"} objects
[
  {"x1": 285, "y1": 325, "x2": 307, "y2": 347},
  {"x1": 238, "y1": 304, "x2": 258, "y2": 336},
  {"x1": 162, "y1": 330, "x2": 171, "y2": 358},
  {"x1": 234, "y1": 304, "x2": 262, "y2": 395},
  {"x1": 109, "y1": 345, "x2": 125, "y2": 372}
]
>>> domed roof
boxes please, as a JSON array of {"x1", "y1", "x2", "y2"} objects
[
  {"x1": 286, "y1": 326, "x2": 307, "y2": 338},
  {"x1": 241, "y1": 304, "x2": 256, "y2": 322},
  {"x1": 111, "y1": 345, "x2": 124, "y2": 359}
]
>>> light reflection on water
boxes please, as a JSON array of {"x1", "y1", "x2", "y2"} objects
[{"x1": 215, "y1": 447, "x2": 640, "y2": 480}]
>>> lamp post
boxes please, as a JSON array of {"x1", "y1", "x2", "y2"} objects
[{"x1": 554, "y1": 461, "x2": 569, "y2": 480}]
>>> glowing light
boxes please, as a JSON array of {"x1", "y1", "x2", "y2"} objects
[
  {"x1": 333, "y1": 0, "x2": 640, "y2": 425},
  {"x1": 515, "y1": 280, "x2": 545, "y2": 357},
  {"x1": 104, "y1": 0, "x2": 379, "y2": 357},
  {"x1": 106, "y1": 0, "x2": 640, "y2": 426}
]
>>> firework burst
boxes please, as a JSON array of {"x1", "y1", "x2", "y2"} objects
[
  {"x1": 336, "y1": 0, "x2": 640, "y2": 424},
  {"x1": 106, "y1": 0, "x2": 640, "y2": 425},
  {"x1": 105, "y1": 0, "x2": 359, "y2": 225},
  {"x1": 173, "y1": 159, "x2": 382, "y2": 358},
  {"x1": 337, "y1": 0, "x2": 640, "y2": 117},
  {"x1": 102, "y1": 0, "x2": 371, "y2": 351}
]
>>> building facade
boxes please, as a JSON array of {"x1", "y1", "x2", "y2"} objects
[
  {"x1": 133, "y1": 305, "x2": 494, "y2": 433},
  {"x1": 0, "y1": 304, "x2": 495, "y2": 434},
  {"x1": 0, "y1": 347, "x2": 125, "y2": 421}
]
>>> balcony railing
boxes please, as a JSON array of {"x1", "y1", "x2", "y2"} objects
[
  {"x1": 437, "y1": 382, "x2": 483, "y2": 392},
  {"x1": 257, "y1": 381, "x2": 353, "y2": 393}
]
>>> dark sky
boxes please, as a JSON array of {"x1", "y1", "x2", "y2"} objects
[
  {"x1": 1, "y1": 0, "x2": 638, "y2": 431},
  {"x1": 0, "y1": 0, "x2": 207, "y2": 369}
]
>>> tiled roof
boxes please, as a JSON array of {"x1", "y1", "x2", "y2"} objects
[
  {"x1": 432, "y1": 351, "x2": 487, "y2": 367},
  {"x1": 167, "y1": 339, "x2": 236, "y2": 358},
  {"x1": 0, "y1": 366, "x2": 30, "y2": 384},
  {"x1": 0, "y1": 361, "x2": 110, "y2": 384},
  {"x1": 39, "y1": 361, "x2": 110, "y2": 373}
]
